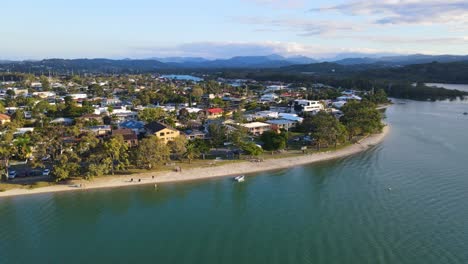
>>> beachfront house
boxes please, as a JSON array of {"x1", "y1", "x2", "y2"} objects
[
  {"x1": 145, "y1": 122, "x2": 180, "y2": 143},
  {"x1": 112, "y1": 129, "x2": 138, "y2": 147},
  {"x1": 119, "y1": 120, "x2": 146, "y2": 135},
  {"x1": 267, "y1": 119, "x2": 298, "y2": 132},
  {"x1": 241, "y1": 122, "x2": 271, "y2": 136}
]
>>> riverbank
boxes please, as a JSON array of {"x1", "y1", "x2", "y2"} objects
[{"x1": 0, "y1": 125, "x2": 389, "y2": 198}]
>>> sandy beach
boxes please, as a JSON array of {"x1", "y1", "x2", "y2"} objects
[{"x1": 0, "y1": 125, "x2": 389, "y2": 198}]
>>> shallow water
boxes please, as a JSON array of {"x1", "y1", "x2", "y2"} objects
[{"x1": 1, "y1": 99, "x2": 468, "y2": 264}]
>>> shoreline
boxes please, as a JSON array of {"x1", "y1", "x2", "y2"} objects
[{"x1": 0, "y1": 125, "x2": 390, "y2": 198}]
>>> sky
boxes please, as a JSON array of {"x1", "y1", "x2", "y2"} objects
[{"x1": 1, "y1": 0, "x2": 468, "y2": 60}]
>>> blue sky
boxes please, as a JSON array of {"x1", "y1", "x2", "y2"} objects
[{"x1": 1, "y1": 0, "x2": 468, "y2": 59}]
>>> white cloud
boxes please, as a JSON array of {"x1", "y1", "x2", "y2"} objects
[
  {"x1": 129, "y1": 41, "x2": 418, "y2": 59},
  {"x1": 235, "y1": 16, "x2": 362, "y2": 36},
  {"x1": 313, "y1": 0, "x2": 468, "y2": 25}
]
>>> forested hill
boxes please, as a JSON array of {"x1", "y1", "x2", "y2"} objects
[
  {"x1": 2, "y1": 58, "x2": 468, "y2": 84},
  {"x1": 0, "y1": 59, "x2": 170, "y2": 74},
  {"x1": 356, "y1": 61, "x2": 468, "y2": 83},
  {"x1": 279, "y1": 61, "x2": 468, "y2": 84}
]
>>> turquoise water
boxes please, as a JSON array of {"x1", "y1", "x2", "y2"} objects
[{"x1": 1, "y1": 99, "x2": 468, "y2": 264}]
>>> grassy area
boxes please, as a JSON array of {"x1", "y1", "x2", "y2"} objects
[
  {"x1": 0, "y1": 183, "x2": 25, "y2": 192},
  {"x1": 115, "y1": 159, "x2": 244, "y2": 177},
  {"x1": 27, "y1": 181, "x2": 54, "y2": 189},
  {"x1": 0, "y1": 181, "x2": 55, "y2": 192}
]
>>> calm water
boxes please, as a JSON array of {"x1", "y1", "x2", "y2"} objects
[
  {"x1": 160, "y1": 74, "x2": 203, "y2": 82},
  {"x1": 426, "y1": 83, "x2": 468, "y2": 92},
  {"x1": 1, "y1": 100, "x2": 468, "y2": 264}
]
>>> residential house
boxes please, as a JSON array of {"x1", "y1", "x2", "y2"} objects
[
  {"x1": 50, "y1": 117, "x2": 74, "y2": 126},
  {"x1": 206, "y1": 108, "x2": 223, "y2": 119},
  {"x1": 264, "y1": 85, "x2": 286, "y2": 93},
  {"x1": 101, "y1": 98, "x2": 121, "y2": 107},
  {"x1": 68, "y1": 93, "x2": 88, "y2": 100},
  {"x1": 112, "y1": 129, "x2": 138, "y2": 147},
  {"x1": 260, "y1": 93, "x2": 279, "y2": 103},
  {"x1": 33, "y1": 91, "x2": 56, "y2": 98},
  {"x1": 184, "y1": 129, "x2": 206, "y2": 140},
  {"x1": 85, "y1": 125, "x2": 112, "y2": 136},
  {"x1": 0, "y1": 114, "x2": 11, "y2": 125},
  {"x1": 267, "y1": 119, "x2": 298, "y2": 132},
  {"x1": 77, "y1": 114, "x2": 103, "y2": 124},
  {"x1": 241, "y1": 122, "x2": 271, "y2": 136},
  {"x1": 145, "y1": 122, "x2": 180, "y2": 143},
  {"x1": 293, "y1": 100, "x2": 324, "y2": 114},
  {"x1": 119, "y1": 120, "x2": 146, "y2": 135}
]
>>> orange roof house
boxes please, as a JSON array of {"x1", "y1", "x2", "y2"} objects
[{"x1": 0, "y1": 114, "x2": 11, "y2": 125}]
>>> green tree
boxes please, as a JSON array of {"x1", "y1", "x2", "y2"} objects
[
  {"x1": 138, "y1": 108, "x2": 167, "y2": 123},
  {"x1": 86, "y1": 163, "x2": 110, "y2": 179},
  {"x1": 260, "y1": 131, "x2": 287, "y2": 151},
  {"x1": 306, "y1": 111, "x2": 348, "y2": 150},
  {"x1": 40, "y1": 76, "x2": 50, "y2": 91},
  {"x1": 185, "y1": 140, "x2": 201, "y2": 163},
  {"x1": 53, "y1": 150, "x2": 81, "y2": 182},
  {"x1": 230, "y1": 126, "x2": 248, "y2": 148},
  {"x1": 208, "y1": 123, "x2": 227, "y2": 148},
  {"x1": 241, "y1": 142, "x2": 263, "y2": 157},
  {"x1": 103, "y1": 135, "x2": 129, "y2": 175},
  {"x1": 192, "y1": 138, "x2": 210, "y2": 160},
  {"x1": 340, "y1": 101, "x2": 383, "y2": 140},
  {"x1": 136, "y1": 136, "x2": 170, "y2": 169},
  {"x1": 0, "y1": 129, "x2": 15, "y2": 180},
  {"x1": 13, "y1": 135, "x2": 33, "y2": 160},
  {"x1": 169, "y1": 136, "x2": 187, "y2": 160},
  {"x1": 191, "y1": 86, "x2": 204, "y2": 98}
]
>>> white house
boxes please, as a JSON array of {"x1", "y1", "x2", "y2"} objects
[
  {"x1": 241, "y1": 122, "x2": 271, "y2": 135},
  {"x1": 33, "y1": 91, "x2": 56, "y2": 98},
  {"x1": 332, "y1": 101, "x2": 347, "y2": 109},
  {"x1": 278, "y1": 113, "x2": 304, "y2": 123},
  {"x1": 68, "y1": 93, "x2": 88, "y2": 100},
  {"x1": 260, "y1": 93, "x2": 279, "y2": 102},
  {"x1": 293, "y1": 100, "x2": 324, "y2": 113},
  {"x1": 265, "y1": 85, "x2": 286, "y2": 93},
  {"x1": 254, "y1": 111, "x2": 279, "y2": 119}
]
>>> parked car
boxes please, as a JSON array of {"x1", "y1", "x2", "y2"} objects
[
  {"x1": 8, "y1": 170, "x2": 17, "y2": 179},
  {"x1": 42, "y1": 169, "x2": 50, "y2": 176}
]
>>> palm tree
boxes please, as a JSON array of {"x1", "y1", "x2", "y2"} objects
[{"x1": 14, "y1": 135, "x2": 33, "y2": 160}]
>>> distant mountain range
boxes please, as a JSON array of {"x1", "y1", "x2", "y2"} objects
[
  {"x1": 332, "y1": 54, "x2": 468, "y2": 66},
  {"x1": 147, "y1": 54, "x2": 318, "y2": 68},
  {"x1": 1, "y1": 54, "x2": 468, "y2": 74}
]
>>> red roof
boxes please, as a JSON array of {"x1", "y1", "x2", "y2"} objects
[
  {"x1": 0, "y1": 114, "x2": 11, "y2": 120},
  {"x1": 207, "y1": 108, "x2": 223, "y2": 114}
]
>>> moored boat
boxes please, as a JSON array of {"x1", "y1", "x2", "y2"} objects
[{"x1": 234, "y1": 175, "x2": 245, "y2": 182}]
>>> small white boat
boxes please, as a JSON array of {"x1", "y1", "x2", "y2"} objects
[{"x1": 234, "y1": 175, "x2": 245, "y2": 182}]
